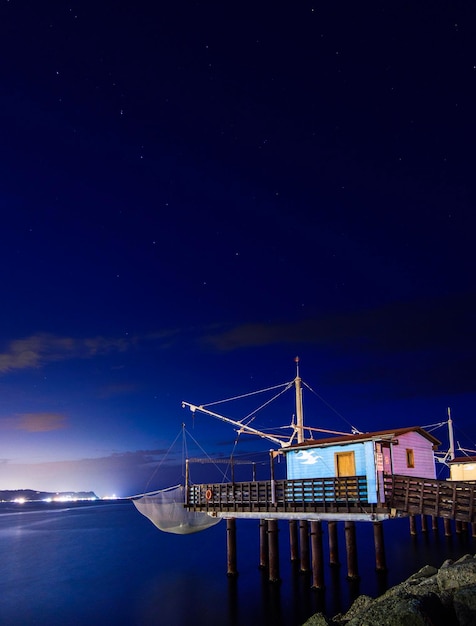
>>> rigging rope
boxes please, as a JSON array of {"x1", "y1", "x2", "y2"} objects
[
  {"x1": 301, "y1": 380, "x2": 362, "y2": 433},
  {"x1": 181, "y1": 426, "x2": 229, "y2": 482},
  {"x1": 143, "y1": 427, "x2": 185, "y2": 492},
  {"x1": 241, "y1": 381, "x2": 294, "y2": 421},
  {"x1": 201, "y1": 382, "x2": 292, "y2": 407}
]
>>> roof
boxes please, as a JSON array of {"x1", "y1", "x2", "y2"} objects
[
  {"x1": 448, "y1": 456, "x2": 476, "y2": 464},
  {"x1": 285, "y1": 426, "x2": 441, "y2": 451}
]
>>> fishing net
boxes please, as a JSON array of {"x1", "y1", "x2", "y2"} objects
[{"x1": 132, "y1": 484, "x2": 221, "y2": 535}]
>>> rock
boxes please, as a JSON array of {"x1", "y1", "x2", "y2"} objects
[
  {"x1": 345, "y1": 593, "x2": 448, "y2": 626},
  {"x1": 453, "y1": 585, "x2": 476, "y2": 626},
  {"x1": 407, "y1": 564, "x2": 438, "y2": 580},
  {"x1": 337, "y1": 595, "x2": 373, "y2": 622},
  {"x1": 303, "y1": 555, "x2": 476, "y2": 626},
  {"x1": 437, "y1": 555, "x2": 476, "y2": 591},
  {"x1": 302, "y1": 613, "x2": 331, "y2": 626}
]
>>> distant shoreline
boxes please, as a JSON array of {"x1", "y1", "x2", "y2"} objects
[{"x1": 0, "y1": 488, "x2": 99, "y2": 502}]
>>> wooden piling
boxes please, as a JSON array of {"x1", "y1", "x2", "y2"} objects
[
  {"x1": 455, "y1": 520, "x2": 463, "y2": 534},
  {"x1": 328, "y1": 520, "x2": 340, "y2": 567},
  {"x1": 471, "y1": 522, "x2": 476, "y2": 538},
  {"x1": 267, "y1": 519, "x2": 280, "y2": 583},
  {"x1": 431, "y1": 516, "x2": 439, "y2": 533},
  {"x1": 299, "y1": 520, "x2": 310, "y2": 572},
  {"x1": 421, "y1": 514, "x2": 428, "y2": 533},
  {"x1": 259, "y1": 519, "x2": 268, "y2": 569},
  {"x1": 409, "y1": 514, "x2": 417, "y2": 536},
  {"x1": 444, "y1": 518, "x2": 452, "y2": 537},
  {"x1": 226, "y1": 518, "x2": 238, "y2": 577},
  {"x1": 373, "y1": 521, "x2": 386, "y2": 571},
  {"x1": 344, "y1": 521, "x2": 359, "y2": 580},
  {"x1": 310, "y1": 521, "x2": 325, "y2": 589},
  {"x1": 289, "y1": 520, "x2": 299, "y2": 562}
]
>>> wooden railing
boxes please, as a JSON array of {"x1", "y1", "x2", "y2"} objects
[
  {"x1": 385, "y1": 474, "x2": 476, "y2": 522},
  {"x1": 187, "y1": 476, "x2": 371, "y2": 514},
  {"x1": 186, "y1": 474, "x2": 476, "y2": 521}
]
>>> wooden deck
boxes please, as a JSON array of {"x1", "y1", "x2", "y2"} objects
[
  {"x1": 186, "y1": 476, "x2": 386, "y2": 518},
  {"x1": 385, "y1": 474, "x2": 476, "y2": 523},
  {"x1": 186, "y1": 474, "x2": 476, "y2": 523}
]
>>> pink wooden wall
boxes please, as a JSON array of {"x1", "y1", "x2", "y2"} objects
[{"x1": 390, "y1": 430, "x2": 436, "y2": 478}]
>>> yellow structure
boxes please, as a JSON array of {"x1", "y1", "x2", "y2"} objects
[{"x1": 448, "y1": 456, "x2": 476, "y2": 482}]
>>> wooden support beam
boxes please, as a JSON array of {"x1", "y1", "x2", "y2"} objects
[
  {"x1": 328, "y1": 520, "x2": 340, "y2": 567},
  {"x1": 444, "y1": 518, "x2": 452, "y2": 537},
  {"x1": 431, "y1": 516, "x2": 439, "y2": 533},
  {"x1": 259, "y1": 519, "x2": 268, "y2": 569},
  {"x1": 226, "y1": 518, "x2": 238, "y2": 577},
  {"x1": 299, "y1": 520, "x2": 310, "y2": 572},
  {"x1": 373, "y1": 521, "x2": 386, "y2": 571},
  {"x1": 310, "y1": 521, "x2": 325, "y2": 589},
  {"x1": 289, "y1": 520, "x2": 299, "y2": 562},
  {"x1": 267, "y1": 519, "x2": 280, "y2": 583},
  {"x1": 409, "y1": 514, "x2": 417, "y2": 536},
  {"x1": 421, "y1": 514, "x2": 428, "y2": 532},
  {"x1": 344, "y1": 521, "x2": 359, "y2": 580}
]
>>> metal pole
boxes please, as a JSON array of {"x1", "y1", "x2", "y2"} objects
[
  {"x1": 294, "y1": 356, "x2": 304, "y2": 444},
  {"x1": 185, "y1": 458, "x2": 189, "y2": 506},
  {"x1": 269, "y1": 450, "x2": 276, "y2": 505},
  {"x1": 448, "y1": 407, "x2": 455, "y2": 461}
]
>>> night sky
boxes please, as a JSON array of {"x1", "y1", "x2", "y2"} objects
[{"x1": 1, "y1": 1, "x2": 475, "y2": 497}]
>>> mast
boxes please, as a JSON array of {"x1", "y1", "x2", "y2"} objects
[
  {"x1": 447, "y1": 407, "x2": 455, "y2": 461},
  {"x1": 294, "y1": 356, "x2": 304, "y2": 444}
]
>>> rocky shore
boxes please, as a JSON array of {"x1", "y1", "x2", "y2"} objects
[{"x1": 304, "y1": 554, "x2": 476, "y2": 626}]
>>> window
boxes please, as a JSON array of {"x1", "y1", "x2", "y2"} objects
[{"x1": 406, "y1": 448, "x2": 415, "y2": 468}]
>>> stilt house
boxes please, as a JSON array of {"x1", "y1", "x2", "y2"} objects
[{"x1": 284, "y1": 427, "x2": 441, "y2": 504}]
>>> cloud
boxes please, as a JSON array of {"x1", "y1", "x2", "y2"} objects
[
  {"x1": 200, "y1": 292, "x2": 475, "y2": 355},
  {"x1": 0, "y1": 333, "x2": 127, "y2": 374},
  {"x1": 1, "y1": 412, "x2": 68, "y2": 432},
  {"x1": 0, "y1": 329, "x2": 180, "y2": 375}
]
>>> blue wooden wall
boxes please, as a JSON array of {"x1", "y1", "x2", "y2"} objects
[{"x1": 285, "y1": 441, "x2": 378, "y2": 503}]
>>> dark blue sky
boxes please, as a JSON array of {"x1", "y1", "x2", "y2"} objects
[{"x1": 1, "y1": 1, "x2": 475, "y2": 496}]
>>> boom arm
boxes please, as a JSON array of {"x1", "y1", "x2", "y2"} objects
[{"x1": 182, "y1": 401, "x2": 291, "y2": 448}]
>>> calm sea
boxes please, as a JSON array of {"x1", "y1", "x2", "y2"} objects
[{"x1": 0, "y1": 500, "x2": 473, "y2": 625}]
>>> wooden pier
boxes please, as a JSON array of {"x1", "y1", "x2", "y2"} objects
[
  {"x1": 187, "y1": 474, "x2": 476, "y2": 523},
  {"x1": 185, "y1": 473, "x2": 476, "y2": 585},
  {"x1": 187, "y1": 475, "x2": 389, "y2": 521},
  {"x1": 384, "y1": 474, "x2": 476, "y2": 523}
]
